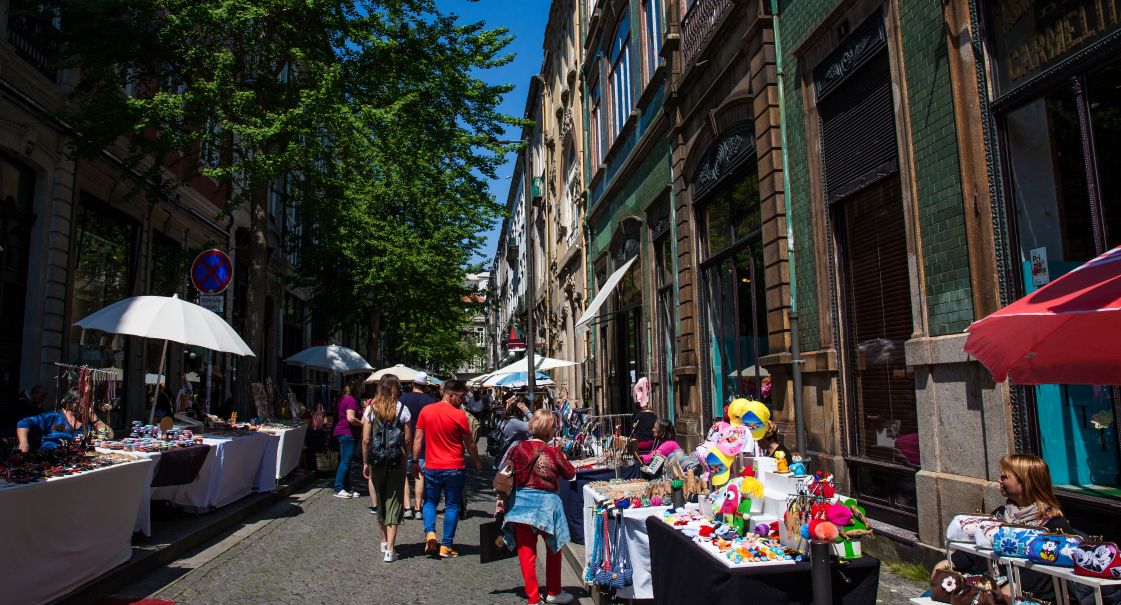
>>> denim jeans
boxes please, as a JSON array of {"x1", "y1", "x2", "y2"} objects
[
  {"x1": 422, "y1": 468, "x2": 466, "y2": 546},
  {"x1": 334, "y1": 435, "x2": 357, "y2": 492}
]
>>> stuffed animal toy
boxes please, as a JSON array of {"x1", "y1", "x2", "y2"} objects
[
  {"x1": 789, "y1": 453, "x2": 807, "y2": 476},
  {"x1": 774, "y1": 450, "x2": 790, "y2": 473}
]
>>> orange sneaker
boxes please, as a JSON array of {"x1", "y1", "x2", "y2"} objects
[
  {"x1": 424, "y1": 532, "x2": 438, "y2": 555},
  {"x1": 439, "y1": 545, "x2": 459, "y2": 558}
]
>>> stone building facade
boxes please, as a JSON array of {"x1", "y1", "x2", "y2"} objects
[{"x1": 0, "y1": 4, "x2": 329, "y2": 425}]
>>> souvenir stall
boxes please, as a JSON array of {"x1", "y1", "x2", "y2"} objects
[
  {"x1": 924, "y1": 511, "x2": 1121, "y2": 605},
  {"x1": 582, "y1": 398, "x2": 880, "y2": 604},
  {"x1": 554, "y1": 409, "x2": 643, "y2": 544},
  {"x1": 0, "y1": 366, "x2": 158, "y2": 604}
]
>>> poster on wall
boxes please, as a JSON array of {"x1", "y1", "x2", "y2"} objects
[{"x1": 1029, "y1": 247, "x2": 1050, "y2": 287}]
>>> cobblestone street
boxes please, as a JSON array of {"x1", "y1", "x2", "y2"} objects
[
  {"x1": 104, "y1": 460, "x2": 926, "y2": 605},
  {"x1": 109, "y1": 462, "x2": 590, "y2": 605}
]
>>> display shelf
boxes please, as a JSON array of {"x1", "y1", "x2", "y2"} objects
[{"x1": 1007, "y1": 557, "x2": 1121, "y2": 605}]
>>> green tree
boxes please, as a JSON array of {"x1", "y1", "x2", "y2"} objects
[{"x1": 56, "y1": 0, "x2": 522, "y2": 399}]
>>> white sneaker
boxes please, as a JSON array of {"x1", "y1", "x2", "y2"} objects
[
  {"x1": 349, "y1": 490, "x2": 362, "y2": 498},
  {"x1": 334, "y1": 490, "x2": 353, "y2": 499},
  {"x1": 545, "y1": 592, "x2": 574, "y2": 604},
  {"x1": 380, "y1": 542, "x2": 388, "y2": 553},
  {"x1": 383, "y1": 550, "x2": 398, "y2": 562}
]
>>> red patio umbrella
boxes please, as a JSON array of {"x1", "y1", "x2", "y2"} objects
[{"x1": 963, "y1": 245, "x2": 1121, "y2": 385}]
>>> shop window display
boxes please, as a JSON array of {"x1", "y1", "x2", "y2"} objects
[
  {"x1": 1002, "y1": 59, "x2": 1121, "y2": 498},
  {"x1": 69, "y1": 199, "x2": 136, "y2": 371},
  {"x1": 699, "y1": 172, "x2": 767, "y2": 413}
]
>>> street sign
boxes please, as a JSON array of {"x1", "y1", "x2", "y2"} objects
[
  {"x1": 191, "y1": 249, "x2": 233, "y2": 295},
  {"x1": 199, "y1": 294, "x2": 224, "y2": 314}
]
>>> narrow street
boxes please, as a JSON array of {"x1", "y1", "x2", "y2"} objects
[{"x1": 109, "y1": 469, "x2": 592, "y2": 605}]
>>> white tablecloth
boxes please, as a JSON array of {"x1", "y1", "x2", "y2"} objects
[
  {"x1": 0, "y1": 458, "x2": 156, "y2": 605},
  {"x1": 150, "y1": 432, "x2": 277, "y2": 512},
  {"x1": 582, "y1": 485, "x2": 669, "y2": 600},
  {"x1": 267, "y1": 424, "x2": 307, "y2": 479}
]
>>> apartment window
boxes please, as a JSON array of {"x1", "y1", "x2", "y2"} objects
[
  {"x1": 589, "y1": 78, "x2": 603, "y2": 167},
  {"x1": 608, "y1": 13, "x2": 632, "y2": 141},
  {"x1": 564, "y1": 143, "x2": 580, "y2": 240},
  {"x1": 200, "y1": 118, "x2": 221, "y2": 169},
  {"x1": 642, "y1": 0, "x2": 663, "y2": 84}
]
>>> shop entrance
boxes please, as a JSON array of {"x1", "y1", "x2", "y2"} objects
[{"x1": 0, "y1": 154, "x2": 35, "y2": 399}]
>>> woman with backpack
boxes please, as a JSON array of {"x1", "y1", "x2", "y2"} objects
[
  {"x1": 501, "y1": 410, "x2": 576, "y2": 605},
  {"x1": 361, "y1": 374, "x2": 413, "y2": 562},
  {"x1": 490, "y1": 395, "x2": 531, "y2": 468}
]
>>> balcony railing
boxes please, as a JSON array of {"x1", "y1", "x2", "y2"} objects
[
  {"x1": 681, "y1": 0, "x2": 732, "y2": 67},
  {"x1": 6, "y1": 8, "x2": 60, "y2": 79}
]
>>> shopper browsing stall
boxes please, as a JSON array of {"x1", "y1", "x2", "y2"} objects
[{"x1": 502, "y1": 410, "x2": 577, "y2": 605}]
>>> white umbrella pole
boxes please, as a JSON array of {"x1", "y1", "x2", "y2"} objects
[{"x1": 149, "y1": 339, "x2": 169, "y2": 425}]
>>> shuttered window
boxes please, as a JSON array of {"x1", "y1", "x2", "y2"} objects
[{"x1": 819, "y1": 42, "x2": 919, "y2": 528}]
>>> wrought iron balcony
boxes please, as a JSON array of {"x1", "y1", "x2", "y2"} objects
[
  {"x1": 681, "y1": 0, "x2": 732, "y2": 67},
  {"x1": 6, "y1": 6, "x2": 60, "y2": 79}
]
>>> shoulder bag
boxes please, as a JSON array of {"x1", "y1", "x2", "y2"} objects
[{"x1": 493, "y1": 444, "x2": 544, "y2": 498}]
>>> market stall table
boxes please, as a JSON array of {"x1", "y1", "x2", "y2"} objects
[
  {"x1": 262, "y1": 423, "x2": 308, "y2": 479},
  {"x1": 0, "y1": 457, "x2": 156, "y2": 605},
  {"x1": 558, "y1": 464, "x2": 642, "y2": 545},
  {"x1": 647, "y1": 517, "x2": 881, "y2": 605},
  {"x1": 150, "y1": 432, "x2": 277, "y2": 512},
  {"x1": 97, "y1": 444, "x2": 212, "y2": 536},
  {"x1": 582, "y1": 484, "x2": 676, "y2": 599}
]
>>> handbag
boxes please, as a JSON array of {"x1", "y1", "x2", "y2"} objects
[
  {"x1": 951, "y1": 584, "x2": 1011, "y2": 605},
  {"x1": 1024, "y1": 532, "x2": 1082, "y2": 567},
  {"x1": 608, "y1": 511, "x2": 633, "y2": 588},
  {"x1": 585, "y1": 509, "x2": 605, "y2": 583},
  {"x1": 931, "y1": 567, "x2": 967, "y2": 603},
  {"x1": 973, "y1": 520, "x2": 1004, "y2": 549},
  {"x1": 594, "y1": 512, "x2": 615, "y2": 585},
  {"x1": 479, "y1": 519, "x2": 515, "y2": 564},
  {"x1": 992, "y1": 525, "x2": 1044, "y2": 559},
  {"x1": 1072, "y1": 539, "x2": 1121, "y2": 579},
  {"x1": 493, "y1": 446, "x2": 544, "y2": 497}
]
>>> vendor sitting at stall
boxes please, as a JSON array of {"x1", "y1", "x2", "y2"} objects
[
  {"x1": 640, "y1": 420, "x2": 682, "y2": 465},
  {"x1": 15, "y1": 396, "x2": 113, "y2": 452},
  {"x1": 929, "y1": 454, "x2": 1073, "y2": 602},
  {"x1": 757, "y1": 421, "x2": 790, "y2": 460}
]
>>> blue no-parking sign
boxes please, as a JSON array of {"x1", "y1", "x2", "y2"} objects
[{"x1": 191, "y1": 249, "x2": 233, "y2": 295}]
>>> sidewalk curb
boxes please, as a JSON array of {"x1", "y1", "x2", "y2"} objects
[{"x1": 55, "y1": 470, "x2": 317, "y2": 605}]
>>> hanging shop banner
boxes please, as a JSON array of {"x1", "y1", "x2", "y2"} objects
[
  {"x1": 507, "y1": 325, "x2": 526, "y2": 352},
  {"x1": 991, "y1": 0, "x2": 1121, "y2": 96},
  {"x1": 191, "y1": 249, "x2": 233, "y2": 295}
]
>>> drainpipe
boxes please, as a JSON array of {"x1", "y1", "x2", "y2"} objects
[{"x1": 770, "y1": 0, "x2": 807, "y2": 454}]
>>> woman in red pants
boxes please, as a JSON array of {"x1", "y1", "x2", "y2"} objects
[{"x1": 501, "y1": 410, "x2": 577, "y2": 605}]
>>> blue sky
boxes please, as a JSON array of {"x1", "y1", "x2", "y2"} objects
[{"x1": 439, "y1": 0, "x2": 551, "y2": 268}]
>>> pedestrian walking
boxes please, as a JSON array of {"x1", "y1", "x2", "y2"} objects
[
  {"x1": 360, "y1": 397, "x2": 379, "y2": 514},
  {"x1": 412, "y1": 380, "x2": 481, "y2": 558},
  {"x1": 362, "y1": 375, "x2": 412, "y2": 562},
  {"x1": 491, "y1": 395, "x2": 531, "y2": 468},
  {"x1": 502, "y1": 410, "x2": 576, "y2": 605},
  {"x1": 400, "y1": 373, "x2": 436, "y2": 519},
  {"x1": 332, "y1": 383, "x2": 363, "y2": 498}
]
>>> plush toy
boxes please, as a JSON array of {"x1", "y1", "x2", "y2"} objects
[
  {"x1": 789, "y1": 453, "x2": 807, "y2": 476},
  {"x1": 811, "y1": 520, "x2": 840, "y2": 542},
  {"x1": 774, "y1": 450, "x2": 790, "y2": 473}
]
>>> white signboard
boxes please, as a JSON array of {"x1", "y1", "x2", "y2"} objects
[{"x1": 199, "y1": 294, "x2": 225, "y2": 314}]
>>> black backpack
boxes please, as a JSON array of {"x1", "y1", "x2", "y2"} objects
[
  {"x1": 368, "y1": 406, "x2": 406, "y2": 469},
  {"x1": 486, "y1": 417, "x2": 512, "y2": 459}
]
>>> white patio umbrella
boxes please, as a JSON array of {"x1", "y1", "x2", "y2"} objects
[
  {"x1": 488, "y1": 355, "x2": 576, "y2": 376},
  {"x1": 727, "y1": 365, "x2": 770, "y2": 378},
  {"x1": 285, "y1": 345, "x2": 373, "y2": 374},
  {"x1": 365, "y1": 364, "x2": 423, "y2": 383},
  {"x1": 74, "y1": 294, "x2": 254, "y2": 422}
]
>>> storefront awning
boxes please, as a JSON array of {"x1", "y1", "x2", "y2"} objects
[{"x1": 575, "y1": 256, "x2": 638, "y2": 334}]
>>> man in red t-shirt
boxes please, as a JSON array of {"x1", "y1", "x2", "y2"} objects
[{"x1": 412, "y1": 379, "x2": 481, "y2": 557}]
